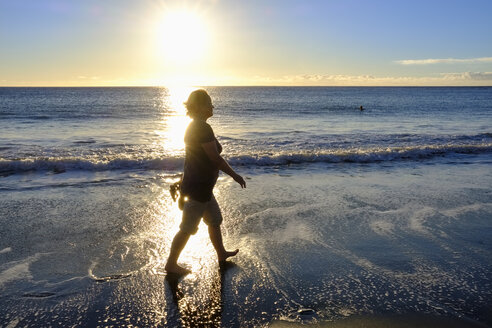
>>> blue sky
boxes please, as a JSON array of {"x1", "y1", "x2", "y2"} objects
[{"x1": 1, "y1": 0, "x2": 491, "y2": 86}]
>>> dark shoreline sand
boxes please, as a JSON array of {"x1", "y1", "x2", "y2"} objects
[
  {"x1": 1, "y1": 155, "x2": 492, "y2": 327},
  {"x1": 271, "y1": 313, "x2": 492, "y2": 328}
]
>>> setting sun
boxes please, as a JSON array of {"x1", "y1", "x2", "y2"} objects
[{"x1": 155, "y1": 9, "x2": 209, "y2": 66}]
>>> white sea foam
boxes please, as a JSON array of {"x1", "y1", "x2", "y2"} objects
[
  {"x1": 0, "y1": 247, "x2": 12, "y2": 254},
  {"x1": 272, "y1": 220, "x2": 316, "y2": 244},
  {"x1": 0, "y1": 253, "x2": 43, "y2": 287},
  {"x1": 0, "y1": 156, "x2": 184, "y2": 175},
  {"x1": 441, "y1": 203, "x2": 492, "y2": 218},
  {"x1": 408, "y1": 207, "x2": 436, "y2": 235},
  {"x1": 1, "y1": 143, "x2": 491, "y2": 175},
  {"x1": 5, "y1": 318, "x2": 20, "y2": 328},
  {"x1": 369, "y1": 220, "x2": 395, "y2": 236}
]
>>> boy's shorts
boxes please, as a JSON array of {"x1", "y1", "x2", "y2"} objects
[{"x1": 179, "y1": 196, "x2": 223, "y2": 235}]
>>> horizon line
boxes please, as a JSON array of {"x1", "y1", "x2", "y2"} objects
[{"x1": 1, "y1": 85, "x2": 492, "y2": 88}]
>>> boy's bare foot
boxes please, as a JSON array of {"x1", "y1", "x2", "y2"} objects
[
  {"x1": 165, "y1": 263, "x2": 191, "y2": 275},
  {"x1": 218, "y1": 249, "x2": 239, "y2": 262}
]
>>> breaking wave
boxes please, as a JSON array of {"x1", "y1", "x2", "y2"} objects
[{"x1": 1, "y1": 143, "x2": 491, "y2": 175}]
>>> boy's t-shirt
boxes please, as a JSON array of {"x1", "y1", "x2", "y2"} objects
[{"x1": 181, "y1": 119, "x2": 222, "y2": 202}]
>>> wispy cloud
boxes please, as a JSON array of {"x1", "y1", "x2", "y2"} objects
[
  {"x1": 77, "y1": 76, "x2": 100, "y2": 80},
  {"x1": 442, "y1": 72, "x2": 492, "y2": 81},
  {"x1": 247, "y1": 72, "x2": 492, "y2": 86},
  {"x1": 395, "y1": 57, "x2": 492, "y2": 65}
]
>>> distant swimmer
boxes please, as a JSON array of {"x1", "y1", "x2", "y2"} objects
[{"x1": 359, "y1": 105, "x2": 365, "y2": 111}]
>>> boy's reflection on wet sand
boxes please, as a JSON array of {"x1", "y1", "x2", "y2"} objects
[{"x1": 165, "y1": 262, "x2": 237, "y2": 327}]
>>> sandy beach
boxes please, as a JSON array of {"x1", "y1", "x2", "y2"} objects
[{"x1": 1, "y1": 155, "x2": 491, "y2": 327}]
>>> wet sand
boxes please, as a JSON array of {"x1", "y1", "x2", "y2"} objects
[
  {"x1": 271, "y1": 313, "x2": 491, "y2": 328},
  {"x1": 1, "y1": 155, "x2": 491, "y2": 327}
]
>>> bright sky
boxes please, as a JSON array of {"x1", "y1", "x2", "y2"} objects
[{"x1": 1, "y1": 0, "x2": 491, "y2": 86}]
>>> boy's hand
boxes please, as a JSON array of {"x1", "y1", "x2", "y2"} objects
[{"x1": 233, "y1": 174, "x2": 246, "y2": 188}]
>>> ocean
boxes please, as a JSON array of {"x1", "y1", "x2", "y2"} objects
[{"x1": 1, "y1": 86, "x2": 491, "y2": 327}]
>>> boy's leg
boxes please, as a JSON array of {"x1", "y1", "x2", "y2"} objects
[
  {"x1": 208, "y1": 224, "x2": 239, "y2": 262},
  {"x1": 165, "y1": 230, "x2": 192, "y2": 274},
  {"x1": 166, "y1": 199, "x2": 206, "y2": 274},
  {"x1": 203, "y1": 197, "x2": 238, "y2": 261}
]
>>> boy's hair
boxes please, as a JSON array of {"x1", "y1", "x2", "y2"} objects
[{"x1": 184, "y1": 89, "x2": 211, "y2": 118}]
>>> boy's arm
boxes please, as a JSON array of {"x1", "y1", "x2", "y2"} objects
[{"x1": 201, "y1": 141, "x2": 246, "y2": 188}]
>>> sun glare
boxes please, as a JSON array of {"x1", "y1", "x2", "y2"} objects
[
  {"x1": 156, "y1": 9, "x2": 208, "y2": 66},
  {"x1": 154, "y1": 86, "x2": 194, "y2": 155}
]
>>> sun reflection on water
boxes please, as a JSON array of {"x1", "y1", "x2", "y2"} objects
[
  {"x1": 146, "y1": 86, "x2": 224, "y2": 279},
  {"x1": 134, "y1": 86, "x2": 231, "y2": 325},
  {"x1": 84, "y1": 87, "x2": 239, "y2": 326},
  {"x1": 147, "y1": 178, "x2": 220, "y2": 281},
  {"x1": 154, "y1": 86, "x2": 195, "y2": 156},
  {"x1": 142, "y1": 180, "x2": 227, "y2": 326}
]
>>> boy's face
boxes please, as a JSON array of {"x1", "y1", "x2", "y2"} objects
[{"x1": 200, "y1": 98, "x2": 214, "y2": 119}]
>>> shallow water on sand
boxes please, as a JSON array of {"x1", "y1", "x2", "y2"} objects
[{"x1": 1, "y1": 154, "x2": 491, "y2": 327}]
